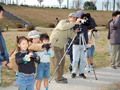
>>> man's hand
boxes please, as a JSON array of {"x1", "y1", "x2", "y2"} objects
[
  {"x1": 1, "y1": 61, "x2": 7, "y2": 66},
  {"x1": 75, "y1": 19, "x2": 82, "y2": 24}
]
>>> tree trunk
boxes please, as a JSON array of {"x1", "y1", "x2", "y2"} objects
[
  {"x1": 113, "y1": 0, "x2": 115, "y2": 11},
  {"x1": 67, "y1": 0, "x2": 69, "y2": 9}
]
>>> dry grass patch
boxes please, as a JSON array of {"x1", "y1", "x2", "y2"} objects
[
  {"x1": 3, "y1": 5, "x2": 113, "y2": 27},
  {"x1": 0, "y1": 16, "x2": 15, "y2": 28}
]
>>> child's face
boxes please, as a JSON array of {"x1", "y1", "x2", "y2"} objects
[
  {"x1": 42, "y1": 39, "x2": 49, "y2": 44},
  {"x1": 32, "y1": 38, "x2": 40, "y2": 44},
  {"x1": 18, "y1": 39, "x2": 28, "y2": 51}
]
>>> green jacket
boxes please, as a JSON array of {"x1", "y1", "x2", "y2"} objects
[{"x1": 50, "y1": 19, "x2": 76, "y2": 49}]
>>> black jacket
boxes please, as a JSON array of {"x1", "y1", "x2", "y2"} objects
[
  {"x1": 73, "y1": 24, "x2": 88, "y2": 45},
  {"x1": 15, "y1": 51, "x2": 39, "y2": 74},
  {"x1": 88, "y1": 18, "x2": 96, "y2": 29},
  {"x1": 107, "y1": 19, "x2": 113, "y2": 39}
]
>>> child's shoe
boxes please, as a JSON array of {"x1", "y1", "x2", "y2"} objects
[
  {"x1": 90, "y1": 65, "x2": 93, "y2": 70},
  {"x1": 85, "y1": 66, "x2": 91, "y2": 71}
]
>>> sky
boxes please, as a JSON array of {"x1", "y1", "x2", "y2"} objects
[{"x1": 11, "y1": 0, "x2": 120, "y2": 10}]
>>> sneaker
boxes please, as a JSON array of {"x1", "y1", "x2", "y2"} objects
[
  {"x1": 69, "y1": 65, "x2": 72, "y2": 72},
  {"x1": 85, "y1": 66, "x2": 91, "y2": 71},
  {"x1": 71, "y1": 73, "x2": 76, "y2": 78},
  {"x1": 55, "y1": 79, "x2": 68, "y2": 83},
  {"x1": 90, "y1": 65, "x2": 93, "y2": 70},
  {"x1": 111, "y1": 66, "x2": 117, "y2": 69},
  {"x1": 79, "y1": 74, "x2": 86, "y2": 79},
  {"x1": 62, "y1": 77, "x2": 67, "y2": 80}
]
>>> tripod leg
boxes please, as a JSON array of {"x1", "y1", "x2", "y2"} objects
[
  {"x1": 87, "y1": 45, "x2": 98, "y2": 80},
  {"x1": 92, "y1": 67, "x2": 98, "y2": 80},
  {"x1": 49, "y1": 52, "x2": 66, "y2": 83},
  {"x1": 88, "y1": 71, "x2": 94, "y2": 90}
]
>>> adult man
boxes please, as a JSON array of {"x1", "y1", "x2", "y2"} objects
[
  {"x1": 0, "y1": 6, "x2": 9, "y2": 85},
  {"x1": 108, "y1": 12, "x2": 116, "y2": 54},
  {"x1": 110, "y1": 11, "x2": 120, "y2": 69},
  {"x1": 72, "y1": 10, "x2": 91, "y2": 78},
  {"x1": 50, "y1": 13, "x2": 78, "y2": 83}
]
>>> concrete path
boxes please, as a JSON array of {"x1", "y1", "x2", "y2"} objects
[{"x1": 0, "y1": 67, "x2": 120, "y2": 90}]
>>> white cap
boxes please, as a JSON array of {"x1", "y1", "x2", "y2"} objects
[{"x1": 28, "y1": 30, "x2": 40, "y2": 38}]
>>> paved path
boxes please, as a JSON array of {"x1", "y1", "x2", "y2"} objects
[{"x1": 0, "y1": 67, "x2": 120, "y2": 90}]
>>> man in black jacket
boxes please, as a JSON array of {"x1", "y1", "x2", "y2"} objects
[
  {"x1": 72, "y1": 11, "x2": 92, "y2": 78},
  {"x1": 0, "y1": 5, "x2": 9, "y2": 85}
]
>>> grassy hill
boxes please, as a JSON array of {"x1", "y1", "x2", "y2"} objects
[
  {"x1": 3, "y1": 5, "x2": 113, "y2": 27},
  {"x1": 0, "y1": 16, "x2": 15, "y2": 28}
]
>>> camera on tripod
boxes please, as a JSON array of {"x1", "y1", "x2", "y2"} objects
[
  {"x1": 76, "y1": 14, "x2": 90, "y2": 26},
  {"x1": 42, "y1": 43, "x2": 51, "y2": 51}
]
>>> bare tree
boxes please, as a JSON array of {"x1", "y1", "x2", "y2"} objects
[
  {"x1": 74, "y1": 0, "x2": 82, "y2": 9},
  {"x1": 113, "y1": 0, "x2": 115, "y2": 11},
  {"x1": 57, "y1": 0, "x2": 64, "y2": 8},
  {"x1": 92, "y1": 0, "x2": 97, "y2": 4},
  {"x1": 116, "y1": 0, "x2": 120, "y2": 10},
  {"x1": 67, "y1": 0, "x2": 69, "y2": 9},
  {"x1": 103, "y1": 0, "x2": 110, "y2": 11},
  {"x1": 37, "y1": 0, "x2": 44, "y2": 7},
  {"x1": 16, "y1": 0, "x2": 19, "y2": 5}
]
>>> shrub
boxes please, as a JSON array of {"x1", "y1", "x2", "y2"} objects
[
  {"x1": 2, "y1": 29, "x2": 5, "y2": 32},
  {"x1": 47, "y1": 23, "x2": 55, "y2": 28},
  {"x1": 27, "y1": 24, "x2": 35, "y2": 30},
  {"x1": 16, "y1": 23, "x2": 23, "y2": 28}
]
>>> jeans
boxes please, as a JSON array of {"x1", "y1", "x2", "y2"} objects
[
  {"x1": 87, "y1": 45, "x2": 95, "y2": 58},
  {"x1": 19, "y1": 83, "x2": 34, "y2": 90},
  {"x1": 72, "y1": 45, "x2": 86, "y2": 74},
  {"x1": 37, "y1": 63, "x2": 50, "y2": 80},
  {"x1": 0, "y1": 64, "x2": 2, "y2": 84}
]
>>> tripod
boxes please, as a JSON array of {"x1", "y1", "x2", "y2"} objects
[{"x1": 78, "y1": 27, "x2": 98, "y2": 90}]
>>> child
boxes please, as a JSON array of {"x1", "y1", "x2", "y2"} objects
[
  {"x1": 87, "y1": 29, "x2": 99, "y2": 69},
  {"x1": 8, "y1": 30, "x2": 43, "y2": 72},
  {"x1": 36, "y1": 34, "x2": 54, "y2": 90},
  {"x1": 15, "y1": 36, "x2": 40, "y2": 90}
]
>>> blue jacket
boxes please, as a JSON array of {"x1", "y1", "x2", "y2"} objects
[{"x1": 0, "y1": 27, "x2": 9, "y2": 65}]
